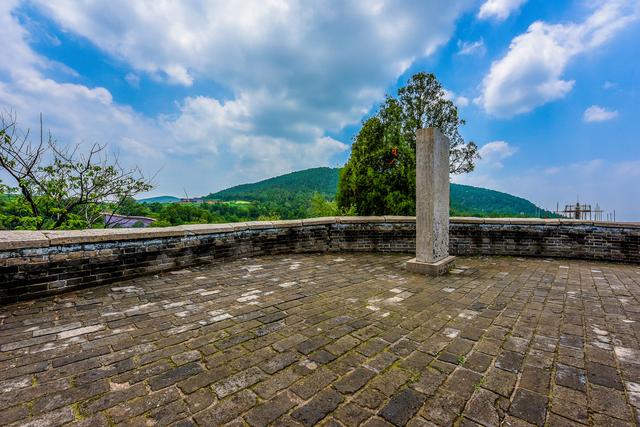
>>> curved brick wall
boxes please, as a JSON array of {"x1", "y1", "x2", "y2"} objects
[{"x1": 1, "y1": 217, "x2": 638, "y2": 304}]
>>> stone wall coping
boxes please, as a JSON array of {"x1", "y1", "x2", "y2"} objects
[
  {"x1": 42, "y1": 227, "x2": 187, "y2": 245},
  {"x1": 336, "y1": 216, "x2": 389, "y2": 224},
  {"x1": 0, "y1": 216, "x2": 638, "y2": 250},
  {"x1": 178, "y1": 223, "x2": 235, "y2": 235},
  {"x1": 301, "y1": 217, "x2": 338, "y2": 225},
  {"x1": 0, "y1": 230, "x2": 50, "y2": 250}
]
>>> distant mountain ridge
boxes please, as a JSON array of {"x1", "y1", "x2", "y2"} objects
[
  {"x1": 205, "y1": 167, "x2": 552, "y2": 217},
  {"x1": 206, "y1": 167, "x2": 340, "y2": 201},
  {"x1": 138, "y1": 195, "x2": 180, "y2": 204}
]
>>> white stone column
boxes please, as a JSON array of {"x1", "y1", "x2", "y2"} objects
[{"x1": 406, "y1": 128, "x2": 456, "y2": 275}]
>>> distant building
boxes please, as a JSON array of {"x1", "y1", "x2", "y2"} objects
[
  {"x1": 179, "y1": 197, "x2": 205, "y2": 203},
  {"x1": 102, "y1": 213, "x2": 156, "y2": 228}
]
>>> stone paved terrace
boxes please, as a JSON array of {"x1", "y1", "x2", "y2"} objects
[{"x1": 1, "y1": 253, "x2": 640, "y2": 427}]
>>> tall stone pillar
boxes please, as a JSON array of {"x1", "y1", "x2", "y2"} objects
[{"x1": 406, "y1": 128, "x2": 456, "y2": 275}]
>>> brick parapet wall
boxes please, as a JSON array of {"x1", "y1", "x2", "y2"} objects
[{"x1": 1, "y1": 217, "x2": 638, "y2": 304}]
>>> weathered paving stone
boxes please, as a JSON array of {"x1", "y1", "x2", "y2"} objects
[
  {"x1": 379, "y1": 387, "x2": 427, "y2": 426},
  {"x1": 589, "y1": 383, "x2": 632, "y2": 421},
  {"x1": 482, "y1": 366, "x2": 517, "y2": 398},
  {"x1": 2, "y1": 253, "x2": 640, "y2": 426},
  {"x1": 555, "y1": 363, "x2": 586, "y2": 392},
  {"x1": 333, "y1": 402, "x2": 369, "y2": 426},
  {"x1": 213, "y1": 366, "x2": 265, "y2": 398},
  {"x1": 262, "y1": 351, "x2": 299, "y2": 374},
  {"x1": 495, "y1": 350, "x2": 523, "y2": 374},
  {"x1": 148, "y1": 362, "x2": 203, "y2": 391},
  {"x1": 309, "y1": 349, "x2": 337, "y2": 365},
  {"x1": 244, "y1": 391, "x2": 296, "y2": 427},
  {"x1": 509, "y1": 389, "x2": 548, "y2": 426},
  {"x1": 194, "y1": 389, "x2": 257, "y2": 425},
  {"x1": 291, "y1": 388, "x2": 343, "y2": 426},
  {"x1": 464, "y1": 388, "x2": 502, "y2": 427},
  {"x1": 334, "y1": 367, "x2": 377, "y2": 394},
  {"x1": 291, "y1": 367, "x2": 338, "y2": 399},
  {"x1": 586, "y1": 361, "x2": 623, "y2": 390}
]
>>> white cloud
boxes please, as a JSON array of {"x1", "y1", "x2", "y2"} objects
[
  {"x1": 603, "y1": 81, "x2": 616, "y2": 89},
  {"x1": 583, "y1": 105, "x2": 618, "y2": 122},
  {"x1": 477, "y1": 0, "x2": 526, "y2": 21},
  {"x1": 478, "y1": 0, "x2": 639, "y2": 117},
  {"x1": 457, "y1": 39, "x2": 486, "y2": 56},
  {"x1": 478, "y1": 141, "x2": 516, "y2": 168},
  {"x1": 1, "y1": 1, "x2": 475, "y2": 195},
  {"x1": 615, "y1": 160, "x2": 640, "y2": 177},
  {"x1": 124, "y1": 73, "x2": 140, "y2": 88},
  {"x1": 442, "y1": 89, "x2": 470, "y2": 108}
]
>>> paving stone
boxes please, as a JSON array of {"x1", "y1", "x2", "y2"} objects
[
  {"x1": 519, "y1": 365, "x2": 550, "y2": 394},
  {"x1": 149, "y1": 362, "x2": 203, "y2": 391},
  {"x1": 244, "y1": 392, "x2": 296, "y2": 427},
  {"x1": 509, "y1": 389, "x2": 548, "y2": 426},
  {"x1": 291, "y1": 367, "x2": 337, "y2": 399},
  {"x1": 107, "y1": 387, "x2": 181, "y2": 423},
  {"x1": 463, "y1": 388, "x2": 502, "y2": 427},
  {"x1": 1, "y1": 254, "x2": 639, "y2": 426},
  {"x1": 378, "y1": 387, "x2": 427, "y2": 426},
  {"x1": 335, "y1": 402, "x2": 371, "y2": 426},
  {"x1": 495, "y1": 350, "x2": 523, "y2": 374},
  {"x1": 291, "y1": 388, "x2": 343, "y2": 426},
  {"x1": 262, "y1": 351, "x2": 299, "y2": 374},
  {"x1": 555, "y1": 363, "x2": 586, "y2": 392},
  {"x1": 482, "y1": 367, "x2": 517, "y2": 398},
  {"x1": 586, "y1": 361, "x2": 623, "y2": 390},
  {"x1": 253, "y1": 367, "x2": 300, "y2": 399},
  {"x1": 213, "y1": 366, "x2": 265, "y2": 398},
  {"x1": 421, "y1": 390, "x2": 467, "y2": 426},
  {"x1": 309, "y1": 349, "x2": 337, "y2": 365},
  {"x1": 589, "y1": 383, "x2": 632, "y2": 421},
  {"x1": 194, "y1": 389, "x2": 257, "y2": 425},
  {"x1": 334, "y1": 367, "x2": 376, "y2": 394}
]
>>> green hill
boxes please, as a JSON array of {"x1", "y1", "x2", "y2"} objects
[
  {"x1": 450, "y1": 185, "x2": 548, "y2": 217},
  {"x1": 138, "y1": 195, "x2": 180, "y2": 204},
  {"x1": 206, "y1": 167, "x2": 552, "y2": 218},
  {"x1": 207, "y1": 167, "x2": 339, "y2": 201}
]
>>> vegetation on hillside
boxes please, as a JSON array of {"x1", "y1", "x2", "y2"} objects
[{"x1": 1, "y1": 163, "x2": 555, "y2": 229}]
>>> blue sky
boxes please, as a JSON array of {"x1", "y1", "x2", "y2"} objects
[{"x1": 1, "y1": 0, "x2": 639, "y2": 219}]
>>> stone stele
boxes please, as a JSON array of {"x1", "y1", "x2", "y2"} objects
[{"x1": 406, "y1": 127, "x2": 456, "y2": 275}]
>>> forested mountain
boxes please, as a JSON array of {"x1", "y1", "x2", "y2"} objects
[
  {"x1": 206, "y1": 167, "x2": 552, "y2": 217},
  {"x1": 138, "y1": 196, "x2": 180, "y2": 204},
  {"x1": 207, "y1": 167, "x2": 340, "y2": 201}
]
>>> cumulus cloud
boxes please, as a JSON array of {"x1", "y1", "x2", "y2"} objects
[
  {"x1": 1, "y1": 1, "x2": 475, "y2": 195},
  {"x1": 478, "y1": 0, "x2": 639, "y2": 117},
  {"x1": 442, "y1": 89, "x2": 470, "y2": 108},
  {"x1": 457, "y1": 39, "x2": 486, "y2": 56},
  {"x1": 583, "y1": 105, "x2": 618, "y2": 122},
  {"x1": 477, "y1": 0, "x2": 526, "y2": 21},
  {"x1": 478, "y1": 141, "x2": 516, "y2": 168}
]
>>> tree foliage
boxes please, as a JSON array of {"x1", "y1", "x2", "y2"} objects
[
  {"x1": 0, "y1": 112, "x2": 152, "y2": 229},
  {"x1": 337, "y1": 72, "x2": 479, "y2": 215}
]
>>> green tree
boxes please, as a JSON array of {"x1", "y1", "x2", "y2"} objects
[
  {"x1": 337, "y1": 72, "x2": 478, "y2": 215},
  {"x1": 308, "y1": 192, "x2": 338, "y2": 217},
  {"x1": 0, "y1": 113, "x2": 152, "y2": 229}
]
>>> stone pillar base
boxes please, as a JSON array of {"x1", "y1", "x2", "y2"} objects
[{"x1": 405, "y1": 256, "x2": 456, "y2": 276}]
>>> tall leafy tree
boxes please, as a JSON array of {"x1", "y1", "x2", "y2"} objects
[
  {"x1": 0, "y1": 113, "x2": 152, "y2": 229},
  {"x1": 337, "y1": 72, "x2": 479, "y2": 215}
]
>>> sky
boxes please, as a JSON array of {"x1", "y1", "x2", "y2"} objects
[{"x1": 0, "y1": 0, "x2": 639, "y2": 219}]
